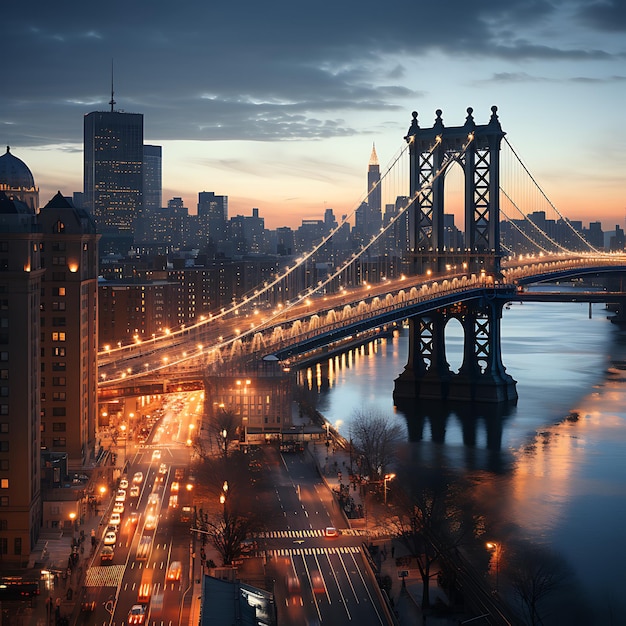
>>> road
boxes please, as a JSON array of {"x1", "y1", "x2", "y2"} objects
[
  {"x1": 258, "y1": 447, "x2": 392, "y2": 626},
  {"x1": 74, "y1": 391, "x2": 391, "y2": 626},
  {"x1": 75, "y1": 393, "x2": 199, "y2": 626}
]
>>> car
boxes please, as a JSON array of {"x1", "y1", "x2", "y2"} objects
[
  {"x1": 325, "y1": 526, "x2": 338, "y2": 537},
  {"x1": 120, "y1": 478, "x2": 129, "y2": 489},
  {"x1": 103, "y1": 531, "x2": 117, "y2": 546},
  {"x1": 115, "y1": 489, "x2": 126, "y2": 502},
  {"x1": 133, "y1": 471, "x2": 144, "y2": 484},
  {"x1": 168, "y1": 494, "x2": 178, "y2": 508},
  {"x1": 109, "y1": 512, "x2": 121, "y2": 526},
  {"x1": 100, "y1": 546, "x2": 114, "y2": 562},
  {"x1": 147, "y1": 493, "x2": 159, "y2": 507},
  {"x1": 127, "y1": 604, "x2": 147, "y2": 625},
  {"x1": 113, "y1": 502, "x2": 124, "y2": 514},
  {"x1": 310, "y1": 570, "x2": 325, "y2": 594},
  {"x1": 144, "y1": 514, "x2": 157, "y2": 531},
  {"x1": 286, "y1": 573, "x2": 301, "y2": 593},
  {"x1": 170, "y1": 481, "x2": 179, "y2": 492},
  {"x1": 152, "y1": 449, "x2": 161, "y2": 460},
  {"x1": 158, "y1": 463, "x2": 167, "y2": 474},
  {"x1": 129, "y1": 511, "x2": 139, "y2": 525},
  {"x1": 166, "y1": 560, "x2": 182, "y2": 581},
  {"x1": 130, "y1": 485, "x2": 140, "y2": 497}
]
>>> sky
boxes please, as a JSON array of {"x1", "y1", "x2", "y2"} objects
[{"x1": 2, "y1": 0, "x2": 625, "y2": 230}]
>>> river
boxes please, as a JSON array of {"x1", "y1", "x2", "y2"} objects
[{"x1": 299, "y1": 295, "x2": 626, "y2": 624}]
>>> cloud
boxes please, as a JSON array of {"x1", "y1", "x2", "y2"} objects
[{"x1": 2, "y1": 0, "x2": 623, "y2": 150}]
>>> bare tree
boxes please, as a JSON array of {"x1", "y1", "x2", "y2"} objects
[
  {"x1": 193, "y1": 452, "x2": 268, "y2": 565},
  {"x1": 507, "y1": 541, "x2": 581, "y2": 626},
  {"x1": 391, "y1": 477, "x2": 466, "y2": 609},
  {"x1": 349, "y1": 408, "x2": 404, "y2": 481}
]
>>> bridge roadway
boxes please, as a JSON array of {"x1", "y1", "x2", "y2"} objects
[{"x1": 97, "y1": 254, "x2": 626, "y2": 390}]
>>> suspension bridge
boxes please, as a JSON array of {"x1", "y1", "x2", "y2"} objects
[{"x1": 97, "y1": 106, "x2": 626, "y2": 404}]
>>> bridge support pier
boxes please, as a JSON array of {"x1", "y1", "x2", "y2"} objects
[{"x1": 393, "y1": 298, "x2": 517, "y2": 404}]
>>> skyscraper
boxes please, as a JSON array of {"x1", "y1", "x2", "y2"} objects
[
  {"x1": 198, "y1": 191, "x2": 228, "y2": 246},
  {"x1": 143, "y1": 144, "x2": 162, "y2": 212},
  {"x1": 367, "y1": 144, "x2": 382, "y2": 231},
  {"x1": 84, "y1": 107, "x2": 144, "y2": 256}
]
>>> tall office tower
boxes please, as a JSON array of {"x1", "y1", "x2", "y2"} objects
[
  {"x1": 367, "y1": 144, "x2": 382, "y2": 235},
  {"x1": 143, "y1": 145, "x2": 162, "y2": 212},
  {"x1": 198, "y1": 192, "x2": 228, "y2": 245},
  {"x1": 38, "y1": 192, "x2": 99, "y2": 470},
  {"x1": 84, "y1": 106, "x2": 144, "y2": 256}
]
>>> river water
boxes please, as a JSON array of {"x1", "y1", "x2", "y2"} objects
[{"x1": 299, "y1": 296, "x2": 626, "y2": 624}]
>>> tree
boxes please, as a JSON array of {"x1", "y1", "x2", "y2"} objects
[
  {"x1": 193, "y1": 451, "x2": 269, "y2": 566},
  {"x1": 391, "y1": 478, "x2": 466, "y2": 609},
  {"x1": 349, "y1": 408, "x2": 404, "y2": 482},
  {"x1": 507, "y1": 541, "x2": 584, "y2": 626}
]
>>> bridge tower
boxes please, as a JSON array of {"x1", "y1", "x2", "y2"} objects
[
  {"x1": 395, "y1": 107, "x2": 516, "y2": 404},
  {"x1": 404, "y1": 106, "x2": 505, "y2": 277}
]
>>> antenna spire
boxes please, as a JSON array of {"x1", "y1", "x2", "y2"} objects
[{"x1": 109, "y1": 59, "x2": 116, "y2": 112}]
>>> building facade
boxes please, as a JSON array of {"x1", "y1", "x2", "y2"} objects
[{"x1": 84, "y1": 110, "x2": 144, "y2": 255}]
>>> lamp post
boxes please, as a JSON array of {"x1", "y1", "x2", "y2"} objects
[
  {"x1": 486, "y1": 541, "x2": 500, "y2": 592},
  {"x1": 383, "y1": 473, "x2": 396, "y2": 505},
  {"x1": 119, "y1": 423, "x2": 127, "y2": 468},
  {"x1": 221, "y1": 429, "x2": 228, "y2": 458}
]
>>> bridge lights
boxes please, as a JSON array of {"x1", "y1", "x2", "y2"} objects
[{"x1": 486, "y1": 541, "x2": 500, "y2": 591}]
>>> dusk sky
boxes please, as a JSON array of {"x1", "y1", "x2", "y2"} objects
[{"x1": 3, "y1": 0, "x2": 625, "y2": 229}]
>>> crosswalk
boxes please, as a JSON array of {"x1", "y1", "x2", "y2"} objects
[
  {"x1": 259, "y1": 528, "x2": 367, "y2": 539},
  {"x1": 84, "y1": 565, "x2": 125, "y2": 587},
  {"x1": 268, "y1": 546, "x2": 361, "y2": 557}
]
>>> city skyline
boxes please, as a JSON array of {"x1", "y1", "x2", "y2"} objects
[{"x1": 3, "y1": 0, "x2": 624, "y2": 229}]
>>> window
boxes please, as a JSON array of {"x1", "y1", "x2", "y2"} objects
[
  {"x1": 0, "y1": 353, "x2": 6, "y2": 361},
  {"x1": 0, "y1": 497, "x2": 7, "y2": 507},
  {"x1": 0, "y1": 538, "x2": 6, "y2": 554},
  {"x1": 54, "y1": 287, "x2": 66, "y2": 296},
  {"x1": 0, "y1": 520, "x2": 7, "y2": 531},
  {"x1": 52, "y1": 422, "x2": 66, "y2": 431},
  {"x1": 0, "y1": 424, "x2": 7, "y2": 433},
  {"x1": 52, "y1": 408, "x2": 66, "y2": 417},
  {"x1": 0, "y1": 388, "x2": 7, "y2": 398},
  {"x1": 0, "y1": 479, "x2": 7, "y2": 489},
  {"x1": 0, "y1": 461, "x2": 8, "y2": 471},
  {"x1": 0, "y1": 300, "x2": 7, "y2": 311},
  {"x1": 52, "y1": 301, "x2": 66, "y2": 311},
  {"x1": 52, "y1": 317, "x2": 66, "y2": 327},
  {"x1": 0, "y1": 441, "x2": 8, "y2": 452},
  {"x1": 53, "y1": 347, "x2": 66, "y2": 357},
  {"x1": 52, "y1": 392, "x2": 66, "y2": 401},
  {"x1": 52, "y1": 242, "x2": 66, "y2": 252},
  {"x1": 52, "y1": 438, "x2": 66, "y2": 447},
  {"x1": 51, "y1": 332, "x2": 66, "y2": 342},
  {"x1": 14, "y1": 538, "x2": 21, "y2": 556},
  {"x1": 0, "y1": 406, "x2": 7, "y2": 416},
  {"x1": 0, "y1": 370, "x2": 7, "y2": 380},
  {"x1": 52, "y1": 377, "x2": 66, "y2": 386},
  {"x1": 52, "y1": 362, "x2": 66, "y2": 372}
]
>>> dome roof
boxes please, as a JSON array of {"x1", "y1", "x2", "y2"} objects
[{"x1": 0, "y1": 146, "x2": 35, "y2": 189}]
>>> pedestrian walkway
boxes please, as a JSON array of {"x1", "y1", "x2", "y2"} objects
[{"x1": 25, "y1": 495, "x2": 111, "y2": 626}]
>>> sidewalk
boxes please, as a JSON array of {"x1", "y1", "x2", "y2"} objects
[
  {"x1": 303, "y1": 415, "x2": 464, "y2": 626},
  {"x1": 25, "y1": 499, "x2": 109, "y2": 626}
]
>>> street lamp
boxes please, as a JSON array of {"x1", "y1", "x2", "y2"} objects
[
  {"x1": 221, "y1": 429, "x2": 228, "y2": 458},
  {"x1": 486, "y1": 541, "x2": 500, "y2": 592},
  {"x1": 383, "y1": 473, "x2": 396, "y2": 505},
  {"x1": 119, "y1": 423, "x2": 127, "y2": 468}
]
